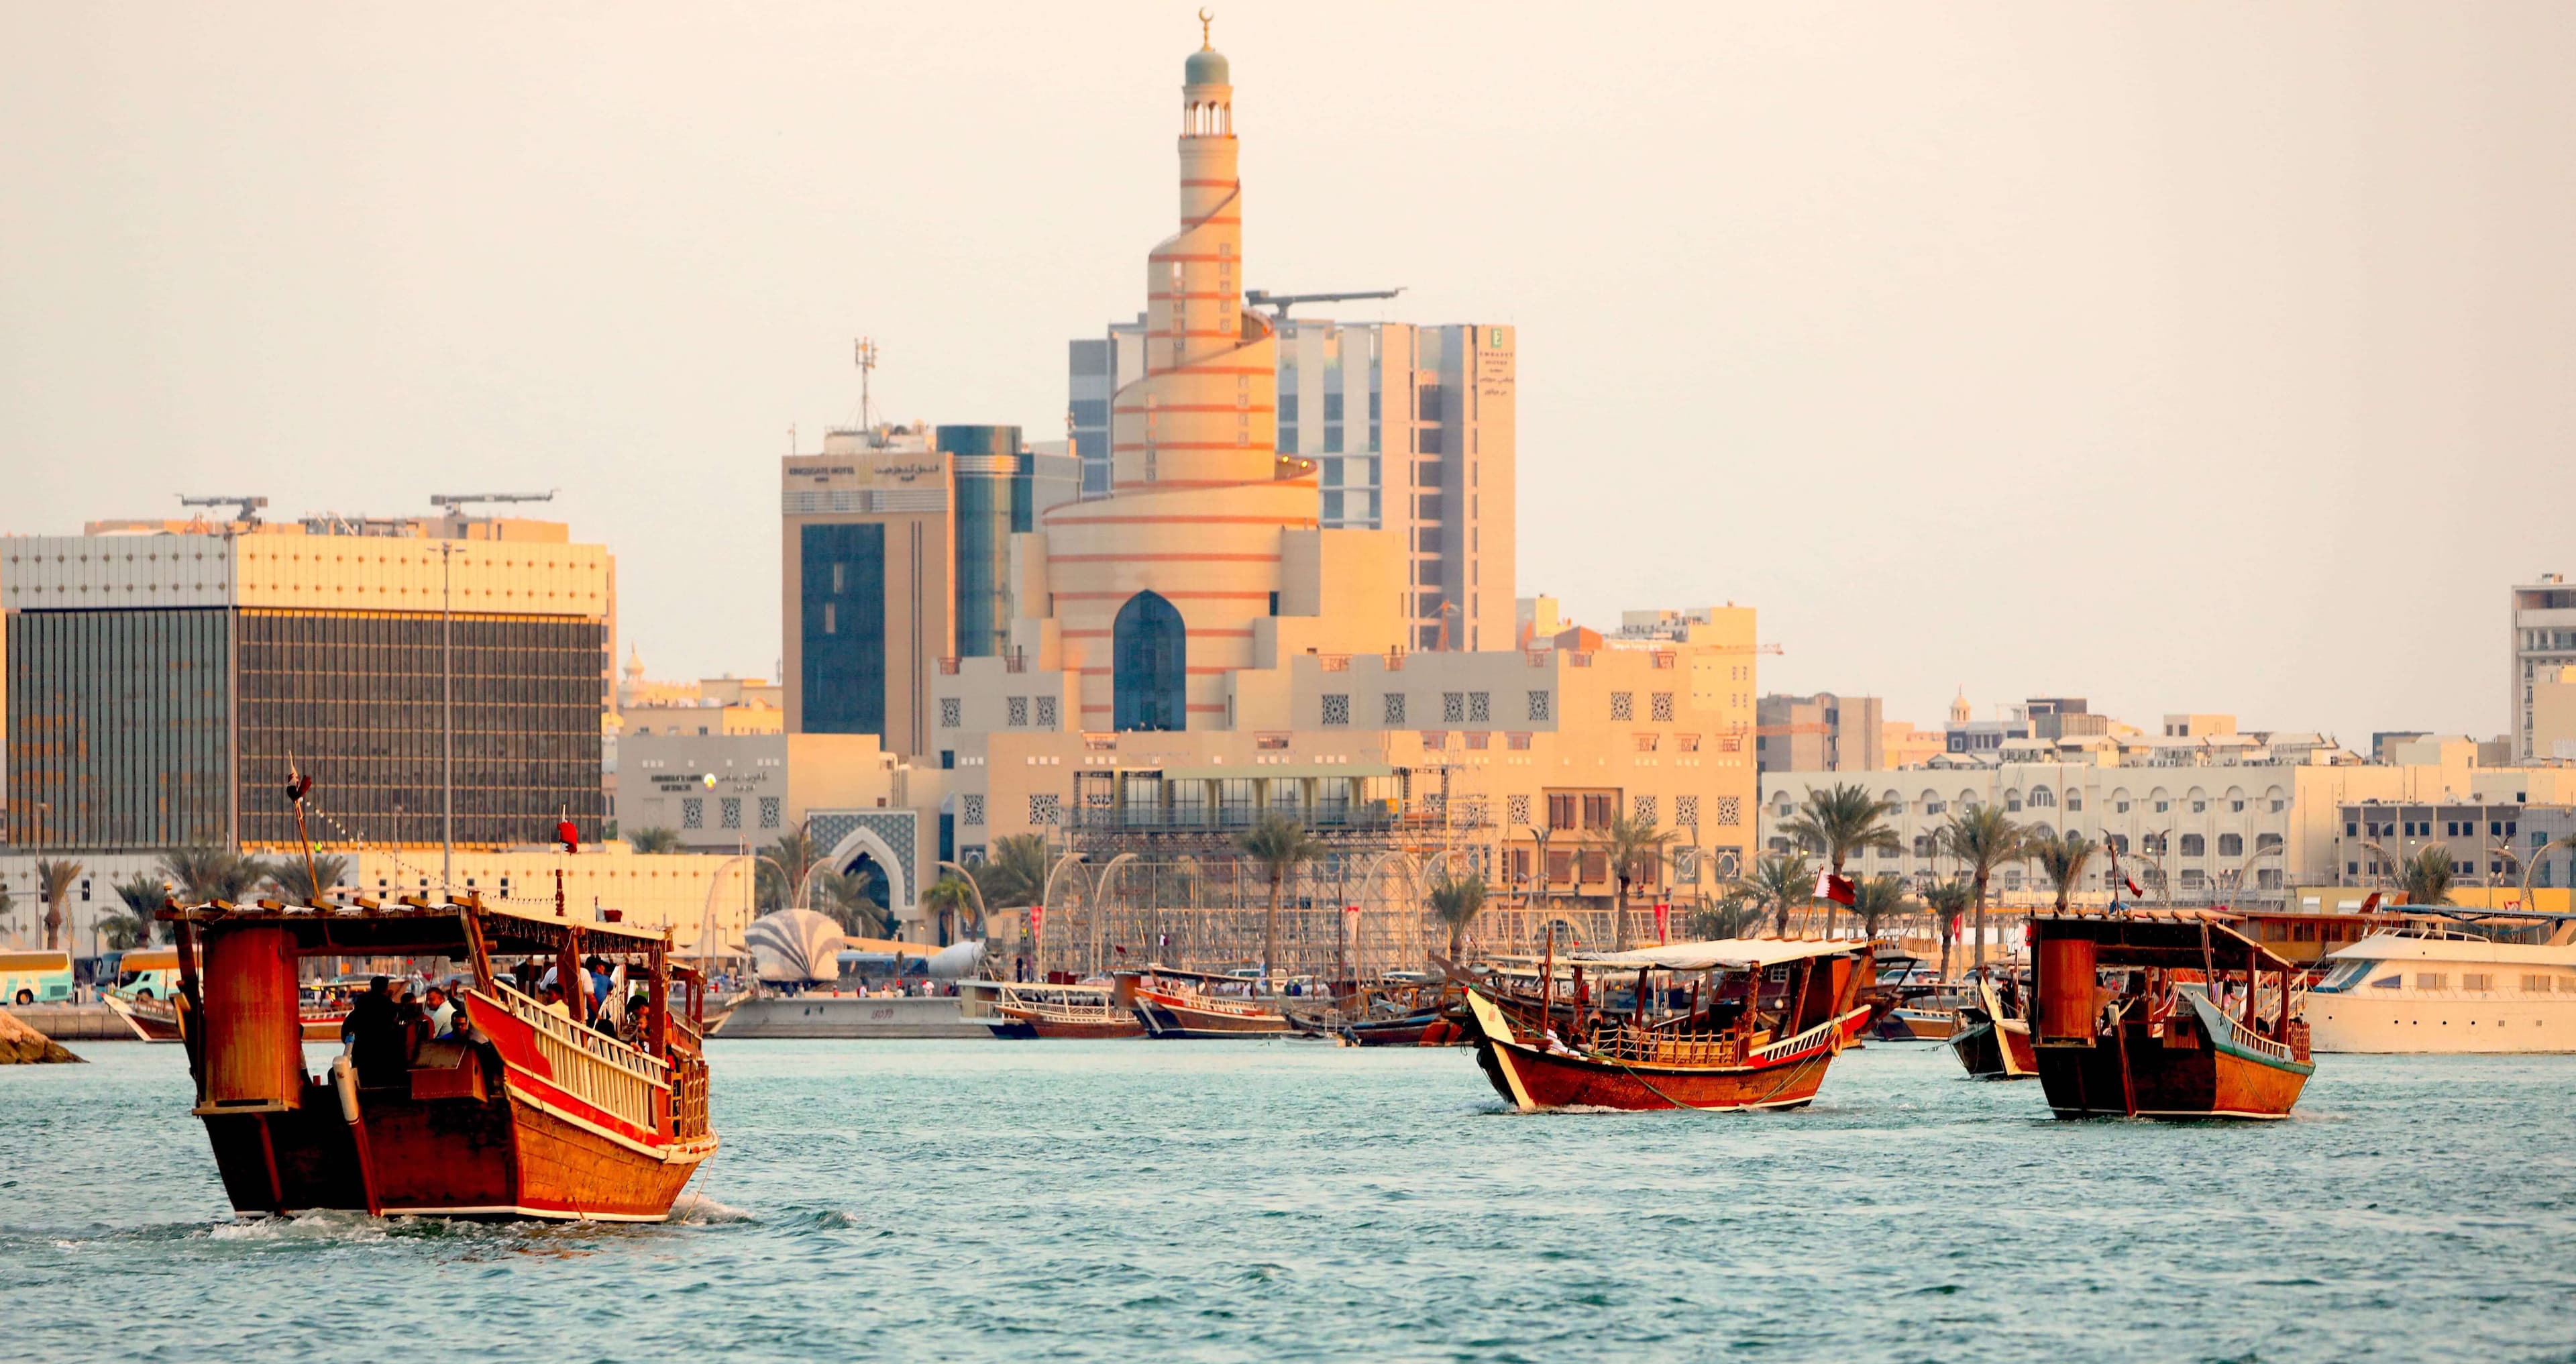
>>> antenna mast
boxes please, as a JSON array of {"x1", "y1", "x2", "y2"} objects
[{"x1": 854, "y1": 337, "x2": 881, "y2": 438}]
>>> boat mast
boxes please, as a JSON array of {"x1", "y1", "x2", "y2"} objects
[{"x1": 441, "y1": 539, "x2": 454, "y2": 894}]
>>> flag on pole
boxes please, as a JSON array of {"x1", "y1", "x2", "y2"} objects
[
  {"x1": 1654, "y1": 902, "x2": 1670, "y2": 943},
  {"x1": 556, "y1": 819, "x2": 580, "y2": 853},
  {"x1": 1813, "y1": 866, "x2": 1856, "y2": 906}
]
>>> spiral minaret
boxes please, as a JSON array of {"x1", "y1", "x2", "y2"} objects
[{"x1": 1042, "y1": 24, "x2": 1319, "y2": 732}]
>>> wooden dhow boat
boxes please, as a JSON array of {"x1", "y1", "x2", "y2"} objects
[
  {"x1": 1947, "y1": 974, "x2": 2037, "y2": 1080},
  {"x1": 2031, "y1": 908, "x2": 2314, "y2": 1120},
  {"x1": 1123, "y1": 967, "x2": 1293, "y2": 1039},
  {"x1": 158, "y1": 893, "x2": 718, "y2": 1220},
  {"x1": 978, "y1": 980, "x2": 1147, "y2": 1039},
  {"x1": 1460, "y1": 938, "x2": 1874, "y2": 1113}
]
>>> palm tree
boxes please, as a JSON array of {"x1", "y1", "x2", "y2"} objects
[
  {"x1": 158, "y1": 847, "x2": 269, "y2": 904},
  {"x1": 812, "y1": 870, "x2": 892, "y2": 937},
  {"x1": 627, "y1": 827, "x2": 682, "y2": 854},
  {"x1": 920, "y1": 876, "x2": 979, "y2": 945},
  {"x1": 1733, "y1": 851, "x2": 1814, "y2": 937},
  {"x1": 1849, "y1": 874, "x2": 1908, "y2": 941},
  {"x1": 2027, "y1": 829, "x2": 2097, "y2": 912},
  {"x1": 2398, "y1": 844, "x2": 2456, "y2": 907},
  {"x1": 1235, "y1": 813, "x2": 1322, "y2": 984},
  {"x1": 970, "y1": 833, "x2": 1049, "y2": 909},
  {"x1": 267, "y1": 853, "x2": 350, "y2": 904},
  {"x1": 1781, "y1": 782, "x2": 1902, "y2": 938},
  {"x1": 1594, "y1": 810, "x2": 1680, "y2": 949},
  {"x1": 758, "y1": 825, "x2": 822, "y2": 913},
  {"x1": 109, "y1": 874, "x2": 169, "y2": 948},
  {"x1": 34, "y1": 859, "x2": 84, "y2": 951},
  {"x1": 1922, "y1": 880, "x2": 1974, "y2": 978},
  {"x1": 1688, "y1": 891, "x2": 1765, "y2": 941},
  {"x1": 1428, "y1": 872, "x2": 1489, "y2": 963},
  {"x1": 1939, "y1": 804, "x2": 2028, "y2": 972}
]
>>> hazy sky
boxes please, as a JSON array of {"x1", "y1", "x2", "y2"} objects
[{"x1": 5, "y1": 3, "x2": 2572, "y2": 747}]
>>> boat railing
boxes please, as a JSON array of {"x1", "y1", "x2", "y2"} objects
[
  {"x1": 1590, "y1": 1023, "x2": 1745, "y2": 1067},
  {"x1": 2185, "y1": 990, "x2": 2297, "y2": 1065},
  {"x1": 1751, "y1": 1013, "x2": 1845, "y2": 1065},
  {"x1": 485, "y1": 984, "x2": 672, "y2": 1137}
]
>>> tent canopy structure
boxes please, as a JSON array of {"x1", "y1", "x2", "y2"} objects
[{"x1": 743, "y1": 908, "x2": 845, "y2": 984}]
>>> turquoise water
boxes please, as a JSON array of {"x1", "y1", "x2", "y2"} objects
[{"x1": 5, "y1": 1039, "x2": 2573, "y2": 1363}]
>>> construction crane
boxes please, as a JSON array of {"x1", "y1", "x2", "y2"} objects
[
  {"x1": 1244, "y1": 287, "x2": 1404, "y2": 319},
  {"x1": 179, "y1": 494, "x2": 268, "y2": 524},
  {"x1": 430, "y1": 490, "x2": 557, "y2": 511}
]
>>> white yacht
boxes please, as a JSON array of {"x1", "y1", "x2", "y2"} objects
[{"x1": 2307, "y1": 928, "x2": 2576, "y2": 1053}]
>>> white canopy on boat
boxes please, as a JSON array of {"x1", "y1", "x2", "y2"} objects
[{"x1": 1566, "y1": 939, "x2": 1865, "y2": 972}]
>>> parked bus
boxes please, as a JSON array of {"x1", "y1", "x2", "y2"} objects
[
  {"x1": 109, "y1": 947, "x2": 183, "y2": 1000},
  {"x1": 2, "y1": 950, "x2": 76, "y2": 1006}
]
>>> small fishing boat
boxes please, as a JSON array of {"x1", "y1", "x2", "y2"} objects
[
  {"x1": 1124, "y1": 967, "x2": 1293, "y2": 1038},
  {"x1": 2031, "y1": 908, "x2": 2314, "y2": 1120},
  {"x1": 979, "y1": 980, "x2": 1147, "y2": 1039},
  {"x1": 159, "y1": 891, "x2": 718, "y2": 1220},
  {"x1": 1460, "y1": 939, "x2": 1873, "y2": 1113},
  {"x1": 1947, "y1": 975, "x2": 2036, "y2": 1080}
]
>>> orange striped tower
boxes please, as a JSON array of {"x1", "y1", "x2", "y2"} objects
[{"x1": 1042, "y1": 20, "x2": 1318, "y2": 731}]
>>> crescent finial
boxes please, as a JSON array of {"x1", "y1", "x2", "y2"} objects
[{"x1": 1199, "y1": 8, "x2": 1214, "y2": 48}]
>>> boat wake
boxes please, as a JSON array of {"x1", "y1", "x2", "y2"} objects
[{"x1": 669, "y1": 1193, "x2": 756, "y2": 1225}]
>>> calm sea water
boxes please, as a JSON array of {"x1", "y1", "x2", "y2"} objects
[{"x1": 4, "y1": 1038, "x2": 2573, "y2": 1363}]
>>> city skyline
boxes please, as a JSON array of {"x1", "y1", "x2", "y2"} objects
[{"x1": 5, "y1": 4, "x2": 2573, "y2": 746}]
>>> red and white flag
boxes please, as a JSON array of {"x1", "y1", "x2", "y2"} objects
[
  {"x1": 1654, "y1": 902, "x2": 1670, "y2": 943},
  {"x1": 1814, "y1": 867, "x2": 1856, "y2": 906},
  {"x1": 1030, "y1": 904, "x2": 1045, "y2": 939}
]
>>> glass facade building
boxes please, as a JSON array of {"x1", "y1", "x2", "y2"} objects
[
  {"x1": 5, "y1": 608, "x2": 233, "y2": 849},
  {"x1": 6, "y1": 606, "x2": 603, "y2": 851},
  {"x1": 799, "y1": 523, "x2": 888, "y2": 736},
  {"x1": 939, "y1": 425, "x2": 1024, "y2": 662},
  {"x1": 1112, "y1": 590, "x2": 1187, "y2": 731}
]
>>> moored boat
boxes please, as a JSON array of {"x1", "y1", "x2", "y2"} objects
[
  {"x1": 2306, "y1": 927, "x2": 2576, "y2": 1053},
  {"x1": 1460, "y1": 939, "x2": 1872, "y2": 1113},
  {"x1": 159, "y1": 893, "x2": 718, "y2": 1220},
  {"x1": 977, "y1": 980, "x2": 1148, "y2": 1039},
  {"x1": 1124, "y1": 967, "x2": 1293, "y2": 1038},
  {"x1": 1947, "y1": 976, "x2": 2036, "y2": 1080},
  {"x1": 2031, "y1": 908, "x2": 2314, "y2": 1120}
]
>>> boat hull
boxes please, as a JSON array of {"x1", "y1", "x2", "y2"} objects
[
  {"x1": 2306, "y1": 992, "x2": 2576, "y2": 1054},
  {"x1": 1342, "y1": 1012, "x2": 1465, "y2": 1047},
  {"x1": 1880, "y1": 1007, "x2": 1958, "y2": 1041},
  {"x1": 1948, "y1": 1018, "x2": 2037, "y2": 1080},
  {"x1": 1135, "y1": 993, "x2": 1292, "y2": 1038},
  {"x1": 2035, "y1": 1011, "x2": 2311, "y2": 1120},
  {"x1": 989, "y1": 1006, "x2": 1146, "y2": 1040}
]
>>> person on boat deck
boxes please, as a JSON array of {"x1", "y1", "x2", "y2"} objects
[
  {"x1": 582, "y1": 956, "x2": 613, "y2": 1009},
  {"x1": 539, "y1": 984, "x2": 572, "y2": 1018},
  {"x1": 438, "y1": 996, "x2": 470, "y2": 1041},
  {"x1": 341, "y1": 977, "x2": 407, "y2": 1086},
  {"x1": 423, "y1": 986, "x2": 453, "y2": 1039}
]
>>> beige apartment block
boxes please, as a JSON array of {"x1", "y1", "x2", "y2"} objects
[{"x1": 2532, "y1": 665, "x2": 2576, "y2": 761}]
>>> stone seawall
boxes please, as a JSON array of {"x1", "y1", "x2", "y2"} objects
[{"x1": 713, "y1": 995, "x2": 989, "y2": 1039}]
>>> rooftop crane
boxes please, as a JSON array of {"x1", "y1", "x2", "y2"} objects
[
  {"x1": 178, "y1": 494, "x2": 268, "y2": 524},
  {"x1": 1244, "y1": 287, "x2": 1404, "y2": 319}
]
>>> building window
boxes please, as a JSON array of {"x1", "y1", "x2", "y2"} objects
[
  {"x1": 1716, "y1": 796, "x2": 1741, "y2": 827},
  {"x1": 1029, "y1": 793, "x2": 1061, "y2": 827},
  {"x1": 1634, "y1": 794, "x2": 1659, "y2": 825},
  {"x1": 2218, "y1": 833, "x2": 2243, "y2": 857},
  {"x1": 1650, "y1": 692, "x2": 1674, "y2": 723},
  {"x1": 1113, "y1": 590, "x2": 1187, "y2": 732},
  {"x1": 1527, "y1": 690, "x2": 1551, "y2": 723},
  {"x1": 1444, "y1": 692, "x2": 1466, "y2": 723},
  {"x1": 1610, "y1": 692, "x2": 1634, "y2": 722},
  {"x1": 1008, "y1": 696, "x2": 1030, "y2": 727},
  {"x1": 759, "y1": 797, "x2": 781, "y2": 829},
  {"x1": 1582, "y1": 794, "x2": 1615, "y2": 829},
  {"x1": 1914, "y1": 833, "x2": 1936, "y2": 857},
  {"x1": 961, "y1": 794, "x2": 985, "y2": 827},
  {"x1": 939, "y1": 697, "x2": 961, "y2": 729},
  {"x1": 719, "y1": 798, "x2": 741, "y2": 830},
  {"x1": 2180, "y1": 833, "x2": 2206, "y2": 857},
  {"x1": 681, "y1": 798, "x2": 704, "y2": 830},
  {"x1": 1321, "y1": 693, "x2": 1350, "y2": 726},
  {"x1": 1383, "y1": 692, "x2": 1407, "y2": 724},
  {"x1": 1036, "y1": 696, "x2": 1057, "y2": 729},
  {"x1": 1507, "y1": 794, "x2": 1532, "y2": 827}
]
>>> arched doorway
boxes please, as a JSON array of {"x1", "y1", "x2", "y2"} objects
[{"x1": 1114, "y1": 590, "x2": 1186, "y2": 731}]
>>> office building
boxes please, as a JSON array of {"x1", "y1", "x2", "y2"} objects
[
  {"x1": 780, "y1": 423, "x2": 1078, "y2": 757},
  {"x1": 2516, "y1": 574, "x2": 2576, "y2": 759},
  {"x1": 1756, "y1": 692, "x2": 1884, "y2": 772},
  {"x1": 3, "y1": 509, "x2": 610, "y2": 853}
]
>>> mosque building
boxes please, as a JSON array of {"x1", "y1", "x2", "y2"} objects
[{"x1": 900, "y1": 25, "x2": 1766, "y2": 963}]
